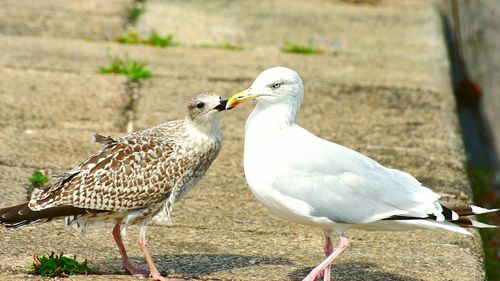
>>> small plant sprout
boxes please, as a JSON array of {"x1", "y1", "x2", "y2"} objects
[
  {"x1": 143, "y1": 31, "x2": 176, "y2": 47},
  {"x1": 200, "y1": 43, "x2": 244, "y2": 51},
  {"x1": 28, "y1": 170, "x2": 49, "y2": 187},
  {"x1": 31, "y1": 252, "x2": 93, "y2": 277},
  {"x1": 126, "y1": 6, "x2": 145, "y2": 24},
  {"x1": 99, "y1": 57, "x2": 152, "y2": 81},
  {"x1": 281, "y1": 42, "x2": 323, "y2": 54},
  {"x1": 118, "y1": 29, "x2": 177, "y2": 48},
  {"x1": 117, "y1": 29, "x2": 141, "y2": 44}
]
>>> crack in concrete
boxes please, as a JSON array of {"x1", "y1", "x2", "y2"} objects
[
  {"x1": 119, "y1": 0, "x2": 147, "y2": 134},
  {"x1": 123, "y1": 79, "x2": 142, "y2": 133},
  {"x1": 124, "y1": 0, "x2": 147, "y2": 29}
]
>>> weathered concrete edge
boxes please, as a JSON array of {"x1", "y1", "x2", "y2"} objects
[{"x1": 429, "y1": 2, "x2": 487, "y2": 278}]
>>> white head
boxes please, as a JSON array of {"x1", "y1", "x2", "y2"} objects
[
  {"x1": 226, "y1": 67, "x2": 304, "y2": 124},
  {"x1": 186, "y1": 92, "x2": 227, "y2": 134},
  {"x1": 227, "y1": 67, "x2": 304, "y2": 108}
]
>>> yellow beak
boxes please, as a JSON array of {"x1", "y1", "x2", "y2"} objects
[{"x1": 225, "y1": 89, "x2": 258, "y2": 109}]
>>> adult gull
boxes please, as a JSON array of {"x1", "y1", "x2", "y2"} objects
[{"x1": 225, "y1": 67, "x2": 498, "y2": 281}]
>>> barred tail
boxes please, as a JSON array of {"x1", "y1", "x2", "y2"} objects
[
  {"x1": 0, "y1": 202, "x2": 89, "y2": 228},
  {"x1": 383, "y1": 204, "x2": 498, "y2": 234},
  {"x1": 445, "y1": 204, "x2": 498, "y2": 229}
]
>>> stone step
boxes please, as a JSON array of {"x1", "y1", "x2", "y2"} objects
[
  {"x1": 0, "y1": 165, "x2": 35, "y2": 204},
  {"x1": 136, "y1": 0, "x2": 432, "y2": 51},
  {"x1": 0, "y1": 221, "x2": 481, "y2": 280},
  {"x1": 0, "y1": 0, "x2": 131, "y2": 41},
  {"x1": 0, "y1": 0, "x2": 489, "y2": 280},
  {"x1": 0, "y1": 68, "x2": 127, "y2": 131},
  {"x1": 0, "y1": 33, "x2": 444, "y2": 90}
]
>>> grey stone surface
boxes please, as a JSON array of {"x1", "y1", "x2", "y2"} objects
[
  {"x1": 0, "y1": 0, "x2": 488, "y2": 280},
  {"x1": 0, "y1": 0, "x2": 131, "y2": 40},
  {"x1": 0, "y1": 67, "x2": 127, "y2": 171},
  {"x1": 0, "y1": 68, "x2": 127, "y2": 130},
  {"x1": 0, "y1": 166, "x2": 34, "y2": 204}
]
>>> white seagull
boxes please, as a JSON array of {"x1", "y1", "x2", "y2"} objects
[{"x1": 225, "y1": 67, "x2": 498, "y2": 281}]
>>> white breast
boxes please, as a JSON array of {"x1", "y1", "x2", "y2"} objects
[{"x1": 243, "y1": 118, "x2": 336, "y2": 227}]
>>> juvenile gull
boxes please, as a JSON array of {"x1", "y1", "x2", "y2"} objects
[
  {"x1": 0, "y1": 93, "x2": 227, "y2": 281},
  {"x1": 226, "y1": 67, "x2": 498, "y2": 281}
]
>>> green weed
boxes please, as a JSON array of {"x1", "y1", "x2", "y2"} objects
[
  {"x1": 143, "y1": 31, "x2": 176, "y2": 47},
  {"x1": 281, "y1": 42, "x2": 322, "y2": 54},
  {"x1": 118, "y1": 30, "x2": 177, "y2": 47},
  {"x1": 200, "y1": 43, "x2": 244, "y2": 51},
  {"x1": 117, "y1": 29, "x2": 141, "y2": 44},
  {"x1": 99, "y1": 57, "x2": 152, "y2": 81},
  {"x1": 28, "y1": 170, "x2": 48, "y2": 187},
  {"x1": 31, "y1": 252, "x2": 93, "y2": 277},
  {"x1": 126, "y1": 6, "x2": 145, "y2": 24}
]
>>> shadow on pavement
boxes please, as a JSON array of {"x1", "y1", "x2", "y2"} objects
[
  {"x1": 290, "y1": 262, "x2": 420, "y2": 281},
  {"x1": 95, "y1": 253, "x2": 292, "y2": 276}
]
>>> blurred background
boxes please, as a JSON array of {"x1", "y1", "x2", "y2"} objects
[{"x1": 441, "y1": 1, "x2": 500, "y2": 279}]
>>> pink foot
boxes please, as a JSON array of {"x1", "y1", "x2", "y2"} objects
[
  {"x1": 149, "y1": 269, "x2": 185, "y2": 281},
  {"x1": 124, "y1": 262, "x2": 184, "y2": 281},
  {"x1": 123, "y1": 261, "x2": 150, "y2": 277},
  {"x1": 302, "y1": 269, "x2": 323, "y2": 281},
  {"x1": 302, "y1": 235, "x2": 349, "y2": 281}
]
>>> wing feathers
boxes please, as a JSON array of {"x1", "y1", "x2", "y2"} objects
[
  {"x1": 29, "y1": 135, "x2": 180, "y2": 212},
  {"x1": 0, "y1": 202, "x2": 105, "y2": 228},
  {"x1": 92, "y1": 133, "x2": 117, "y2": 145}
]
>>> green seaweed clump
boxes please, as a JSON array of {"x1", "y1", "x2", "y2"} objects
[{"x1": 31, "y1": 252, "x2": 93, "y2": 277}]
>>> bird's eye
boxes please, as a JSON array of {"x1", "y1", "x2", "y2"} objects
[
  {"x1": 271, "y1": 82, "x2": 281, "y2": 89},
  {"x1": 196, "y1": 102, "x2": 205, "y2": 109}
]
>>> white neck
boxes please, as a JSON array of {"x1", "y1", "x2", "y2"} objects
[
  {"x1": 245, "y1": 100, "x2": 298, "y2": 135},
  {"x1": 187, "y1": 115, "x2": 222, "y2": 142}
]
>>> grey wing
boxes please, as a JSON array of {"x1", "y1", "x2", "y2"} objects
[
  {"x1": 29, "y1": 135, "x2": 187, "y2": 212},
  {"x1": 272, "y1": 128, "x2": 442, "y2": 224}
]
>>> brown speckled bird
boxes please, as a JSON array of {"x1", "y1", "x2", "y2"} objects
[{"x1": 0, "y1": 93, "x2": 228, "y2": 281}]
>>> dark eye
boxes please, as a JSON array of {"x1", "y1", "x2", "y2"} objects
[
  {"x1": 196, "y1": 102, "x2": 205, "y2": 109},
  {"x1": 271, "y1": 82, "x2": 281, "y2": 89}
]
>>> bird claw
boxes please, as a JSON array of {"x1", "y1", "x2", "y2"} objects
[
  {"x1": 150, "y1": 271, "x2": 185, "y2": 281},
  {"x1": 301, "y1": 270, "x2": 323, "y2": 281},
  {"x1": 123, "y1": 263, "x2": 150, "y2": 277}
]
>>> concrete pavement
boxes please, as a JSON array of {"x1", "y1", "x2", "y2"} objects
[{"x1": 0, "y1": 0, "x2": 487, "y2": 280}]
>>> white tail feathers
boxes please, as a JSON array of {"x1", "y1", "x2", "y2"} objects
[
  {"x1": 470, "y1": 205, "x2": 499, "y2": 215},
  {"x1": 470, "y1": 219, "x2": 498, "y2": 228}
]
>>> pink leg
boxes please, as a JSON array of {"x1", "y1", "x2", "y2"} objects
[
  {"x1": 138, "y1": 224, "x2": 184, "y2": 281},
  {"x1": 323, "y1": 235, "x2": 333, "y2": 281},
  {"x1": 302, "y1": 235, "x2": 349, "y2": 281},
  {"x1": 112, "y1": 222, "x2": 150, "y2": 277}
]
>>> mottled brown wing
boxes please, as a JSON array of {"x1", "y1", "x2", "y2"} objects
[{"x1": 30, "y1": 135, "x2": 189, "y2": 212}]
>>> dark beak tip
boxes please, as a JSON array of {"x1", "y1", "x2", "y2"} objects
[{"x1": 215, "y1": 99, "x2": 229, "y2": 111}]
